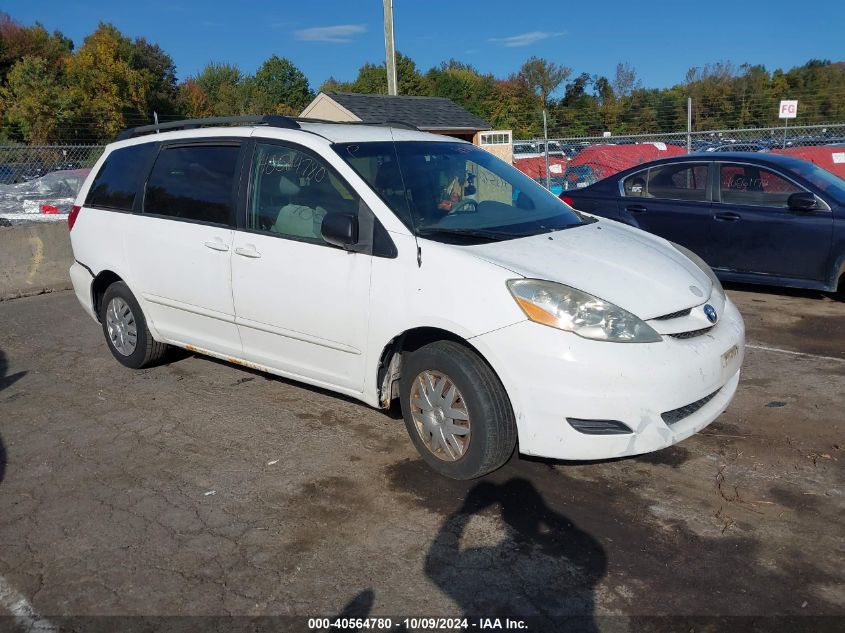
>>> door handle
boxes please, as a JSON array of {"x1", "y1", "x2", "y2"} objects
[
  {"x1": 204, "y1": 239, "x2": 229, "y2": 252},
  {"x1": 625, "y1": 205, "x2": 647, "y2": 214},
  {"x1": 234, "y1": 246, "x2": 262, "y2": 259},
  {"x1": 714, "y1": 212, "x2": 741, "y2": 222}
]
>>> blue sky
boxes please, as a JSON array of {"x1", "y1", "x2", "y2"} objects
[{"x1": 5, "y1": 0, "x2": 844, "y2": 94}]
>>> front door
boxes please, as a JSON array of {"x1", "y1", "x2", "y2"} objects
[
  {"x1": 707, "y1": 162, "x2": 833, "y2": 281},
  {"x1": 231, "y1": 140, "x2": 372, "y2": 392},
  {"x1": 617, "y1": 161, "x2": 713, "y2": 260}
]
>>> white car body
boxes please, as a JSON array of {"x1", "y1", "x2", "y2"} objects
[{"x1": 69, "y1": 121, "x2": 744, "y2": 465}]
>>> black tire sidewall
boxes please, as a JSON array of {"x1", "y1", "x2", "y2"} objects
[
  {"x1": 100, "y1": 282, "x2": 151, "y2": 369},
  {"x1": 400, "y1": 343, "x2": 513, "y2": 479}
]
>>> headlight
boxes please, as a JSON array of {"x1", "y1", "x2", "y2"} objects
[
  {"x1": 507, "y1": 279, "x2": 662, "y2": 343},
  {"x1": 671, "y1": 242, "x2": 724, "y2": 296}
]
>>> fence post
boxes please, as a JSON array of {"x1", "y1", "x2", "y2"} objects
[
  {"x1": 686, "y1": 97, "x2": 692, "y2": 154},
  {"x1": 543, "y1": 109, "x2": 550, "y2": 190}
]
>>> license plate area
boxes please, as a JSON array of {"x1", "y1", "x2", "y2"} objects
[{"x1": 720, "y1": 344, "x2": 740, "y2": 381}]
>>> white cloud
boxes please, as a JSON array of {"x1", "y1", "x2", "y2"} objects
[
  {"x1": 490, "y1": 31, "x2": 563, "y2": 47},
  {"x1": 294, "y1": 24, "x2": 367, "y2": 43}
]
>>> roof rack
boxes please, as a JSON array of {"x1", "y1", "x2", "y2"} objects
[
  {"x1": 294, "y1": 117, "x2": 420, "y2": 132},
  {"x1": 116, "y1": 115, "x2": 300, "y2": 141}
]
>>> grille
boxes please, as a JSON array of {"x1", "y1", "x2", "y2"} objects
[
  {"x1": 654, "y1": 307, "x2": 692, "y2": 320},
  {"x1": 661, "y1": 389, "x2": 721, "y2": 425},
  {"x1": 667, "y1": 327, "x2": 714, "y2": 339}
]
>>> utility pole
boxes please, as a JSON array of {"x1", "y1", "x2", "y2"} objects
[
  {"x1": 543, "y1": 109, "x2": 550, "y2": 190},
  {"x1": 383, "y1": 0, "x2": 398, "y2": 96},
  {"x1": 686, "y1": 97, "x2": 692, "y2": 154}
]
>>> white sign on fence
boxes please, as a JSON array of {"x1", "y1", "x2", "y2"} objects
[{"x1": 779, "y1": 100, "x2": 798, "y2": 119}]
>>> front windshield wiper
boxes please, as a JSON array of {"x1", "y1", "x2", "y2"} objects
[{"x1": 415, "y1": 227, "x2": 522, "y2": 241}]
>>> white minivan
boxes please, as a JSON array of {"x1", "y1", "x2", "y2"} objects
[{"x1": 68, "y1": 116, "x2": 745, "y2": 479}]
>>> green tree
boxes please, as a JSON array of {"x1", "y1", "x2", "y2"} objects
[
  {"x1": 130, "y1": 37, "x2": 179, "y2": 117},
  {"x1": 519, "y1": 56, "x2": 571, "y2": 107},
  {"x1": 426, "y1": 60, "x2": 496, "y2": 119},
  {"x1": 0, "y1": 13, "x2": 73, "y2": 81},
  {"x1": 178, "y1": 78, "x2": 213, "y2": 118},
  {"x1": 1, "y1": 55, "x2": 78, "y2": 143},
  {"x1": 248, "y1": 55, "x2": 313, "y2": 113},
  {"x1": 488, "y1": 75, "x2": 541, "y2": 137},
  {"x1": 334, "y1": 51, "x2": 429, "y2": 96},
  {"x1": 194, "y1": 62, "x2": 245, "y2": 115},
  {"x1": 611, "y1": 62, "x2": 640, "y2": 98},
  {"x1": 65, "y1": 23, "x2": 152, "y2": 141}
]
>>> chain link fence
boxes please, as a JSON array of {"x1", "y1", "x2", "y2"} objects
[
  {"x1": 515, "y1": 123, "x2": 845, "y2": 158},
  {"x1": 0, "y1": 145, "x2": 104, "y2": 185},
  {"x1": 0, "y1": 145, "x2": 104, "y2": 223},
  {"x1": 513, "y1": 123, "x2": 845, "y2": 192},
  {"x1": 2, "y1": 122, "x2": 844, "y2": 221}
]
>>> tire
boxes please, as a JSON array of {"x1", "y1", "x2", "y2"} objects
[
  {"x1": 100, "y1": 281, "x2": 168, "y2": 369},
  {"x1": 400, "y1": 340, "x2": 516, "y2": 479}
]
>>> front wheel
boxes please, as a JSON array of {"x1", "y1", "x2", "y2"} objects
[{"x1": 400, "y1": 341, "x2": 516, "y2": 479}]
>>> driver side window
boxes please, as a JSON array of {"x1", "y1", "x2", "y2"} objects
[{"x1": 248, "y1": 143, "x2": 360, "y2": 244}]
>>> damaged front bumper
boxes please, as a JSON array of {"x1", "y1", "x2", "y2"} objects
[{"x1": 471, "y1": 296, "x2": 745, "y2": 461}]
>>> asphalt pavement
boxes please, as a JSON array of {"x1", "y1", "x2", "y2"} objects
[{"x1": 0, "y1": 286, "x2": 842, "y2": 631}]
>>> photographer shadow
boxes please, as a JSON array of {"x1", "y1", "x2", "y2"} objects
[
  {"x1": 0, "y1": 349, "x2": 25, "y2": 486},
  {"x1": 424, "y1": 478, "x2": 606, "y2": 632}
]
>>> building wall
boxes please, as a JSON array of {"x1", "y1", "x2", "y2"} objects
[
  {"x1": 300, "y1": 95, "x2": 360, "y2": 122},
  {"x1": 475, "y1": 130, "x2": 513, "y2": 163}
]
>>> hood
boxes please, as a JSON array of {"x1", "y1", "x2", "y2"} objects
[{"x1": 465, "y1": 220, "x2": 712, "y2": 320}]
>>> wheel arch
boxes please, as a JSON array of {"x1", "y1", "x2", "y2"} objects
[
  {"x1": 375, "y1": 326, "x2": 507, "y2": 410},
  {"x1": 90, "y1": 270, "x2": 124, "y2": 321}
]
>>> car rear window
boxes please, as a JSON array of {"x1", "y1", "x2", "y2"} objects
[
  {"x1": 86, "y1": 143, "x2": 156, "y2": 211},
  {"x1": 623, "y1": 163, "x2": 708, "y2": 201},
  {"x1": 144, "y1": 144, "x2": 240, "y2": 225}
]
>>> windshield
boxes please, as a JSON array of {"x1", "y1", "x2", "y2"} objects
[
  {"x1": 334, "y1": 141, "x2": 589, "y2": 242},
  {"x1": 788, "y1": 161, "x2": 845, "y2": 204}
]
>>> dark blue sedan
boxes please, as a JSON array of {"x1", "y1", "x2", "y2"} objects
[{"x1": 560, "y1": 152, "x2": 845, "y2": 293}]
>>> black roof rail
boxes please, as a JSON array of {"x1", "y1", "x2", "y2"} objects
[
  {"x1": 294, "y1": 117, "x2": 420, "y2": 132},
  {"x1": 116, "y1": 115, "x2": 300, "y2": 141},
  {"x1": 380, "y1": 119, "x2": 420, "y2": 131}
]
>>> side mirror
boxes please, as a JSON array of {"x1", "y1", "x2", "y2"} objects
[
  {"x1": 787, "y1": 191, "x2": 818, "y2": 211},
  {"x1": 321, "y1": 212, "x2": 359, "y2": 249}
]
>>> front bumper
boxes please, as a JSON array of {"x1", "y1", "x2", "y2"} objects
[{"x1": 471, "y1": 296, "x2": 745, "y2": 461}]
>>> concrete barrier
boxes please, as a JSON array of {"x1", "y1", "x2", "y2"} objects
[{"x1": 0, "y1": 222, "x2": 74, "y2": 301}]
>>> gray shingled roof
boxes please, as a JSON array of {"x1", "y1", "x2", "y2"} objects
[{"x1": 326, "y1": 92, "x2": 490, "y2": 131}]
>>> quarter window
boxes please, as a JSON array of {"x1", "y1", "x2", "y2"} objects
[
  {"x1": 86, "y1": 143, "x2": 156, "y2": 211},
  {"x1": 624, "y1": 163, "x2": 708, "y2": 201},
  {"x1": 719, "y1": 164, "x2": 803, "y2": 207},
  {"x1": 247, "y1": 143, "x2": 361, "y2": 244}
]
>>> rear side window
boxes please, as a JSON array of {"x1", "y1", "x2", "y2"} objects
[
  {"x1": 144, "y1": 144, "x2": 240, "y2": 225},
  {"x1": 624, "y1": 163, "x2": 708, "y2": 201},
  {"x1": 86, "y1": 143, "x2": 156, "y2": 210}
]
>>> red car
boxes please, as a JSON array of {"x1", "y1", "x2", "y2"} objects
[
  {"x1": 560, "y1": 143, "x2": 687, "y2": 193},
  {"x1": 770, "y1": 146, "x2": 845, "y2": 180}
]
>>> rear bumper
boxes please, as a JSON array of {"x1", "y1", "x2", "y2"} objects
[
  {"x1": 69, "y1": 261, "x2": 97, "y2": 322},
  {"x1": 471, "y1": 296, "x2": 745, "y2": 461}
]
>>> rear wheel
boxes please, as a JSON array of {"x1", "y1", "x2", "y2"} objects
[
  {"x1": 100, "y1": 281, "x2": 167, "y2": 369},
  {"x1": 400, "y1": 341, "x2": 516, "y2": 479}
]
